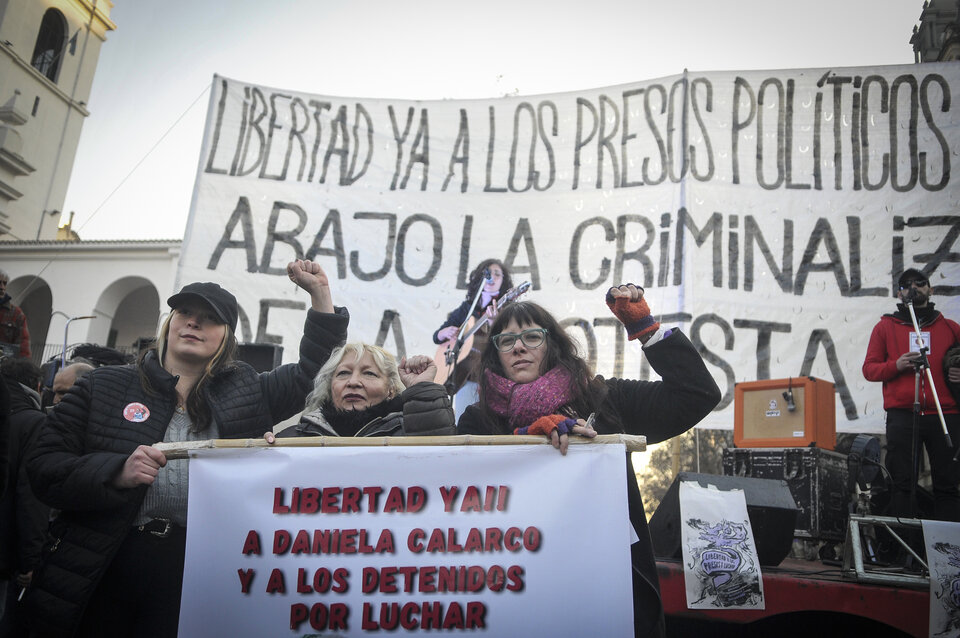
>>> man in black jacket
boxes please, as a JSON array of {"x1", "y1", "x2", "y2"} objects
[{"x1": 0, "y1": 358, "x2": 50, "y2": 637}]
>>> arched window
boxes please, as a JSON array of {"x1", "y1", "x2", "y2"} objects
[{"x1": 31, "y1": 9, "x2": 67, "y2": 82}]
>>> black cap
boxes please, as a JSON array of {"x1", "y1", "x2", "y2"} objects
[
  {"x1": 898, "y1": 268, "x2": 926, "y2": 289},
  {"x1": 167, "y1": 282, "x2": 238, "y2": 332}
]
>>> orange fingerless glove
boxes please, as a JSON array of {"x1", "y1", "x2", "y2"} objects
[
  {"x1": 514, "y1": 414, "x2": 576, "y2": 436},
  {"x1": 606, "y1": 285, "x2": 659, "y2": 341}
]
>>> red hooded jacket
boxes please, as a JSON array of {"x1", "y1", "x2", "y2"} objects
[{"x1": 862, "y1": 305, "x2": 960, "y2": 414}]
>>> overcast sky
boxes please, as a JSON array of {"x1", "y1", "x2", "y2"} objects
[{"x1": 61, "y1": 0, "x2": 924, "y2": 241}]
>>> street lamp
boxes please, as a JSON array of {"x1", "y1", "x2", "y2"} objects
[{"x1": 53, "y1": 312, "x2": 95, "y2": 368}]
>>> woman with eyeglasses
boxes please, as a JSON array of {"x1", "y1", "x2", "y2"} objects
[{"x1": 457, "y1": 284, "x2": 721, "y2": 638}]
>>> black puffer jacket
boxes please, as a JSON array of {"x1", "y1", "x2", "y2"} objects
[
  {"x1": 25, "y1": 307, "x2": 348, "y2": 637},
  {"x1": 0, "y1": 379, "x2": 50, "y2": 580},
  {"x1": 458, "y1": 330, "x2": 721, "y2": 638}
]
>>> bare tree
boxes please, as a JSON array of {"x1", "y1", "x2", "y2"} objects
[{"x1": 635, "y1": 428, "x2": 734, "y2": 517}]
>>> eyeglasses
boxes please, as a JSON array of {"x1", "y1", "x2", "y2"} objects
[
  {"x1": 899, "y1": 279, "x2": 929, "y2": 289},
  {"x1": 492, "y1": 328, "x2": 548, "y2": 352}
]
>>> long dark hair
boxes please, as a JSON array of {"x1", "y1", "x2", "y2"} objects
[
  {"x1": 464, "y1": 259, "x2": 514, "y2": 304},
  {"x1": 138, "y1": 312, "x2": 238, "y2": 432},
  {"x1": 474, "y1": 301, "x2": 607, "y2": 434}
]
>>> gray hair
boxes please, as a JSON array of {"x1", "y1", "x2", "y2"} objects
[
  {"x1": 303, "y1": 342, "x2": 405, "y2": 413},
  {"x1": 64, "y1": 361, "x2": 95, "y2": 379},
  {"x1": 53, "y1": 362, "x2": 96, "y2": 389}
]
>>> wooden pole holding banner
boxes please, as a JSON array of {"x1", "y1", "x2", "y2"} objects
[{"x1": 155, "y1": 433, "x2": 646, "y2": 459}]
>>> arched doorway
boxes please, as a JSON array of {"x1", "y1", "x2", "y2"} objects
[{"x1": 93, "y1": 277, "x2": 160, "y2": 357}]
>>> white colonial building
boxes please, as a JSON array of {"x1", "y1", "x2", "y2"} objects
[
  {"x1": 2, "y1": 239, "x2": 179, "y2": 362},
  {"x1": 0, "y1": 0, "x2": 115, "y2": 241},
  {"x1": 0, "y1": 1, "x2": 183, "y2": 363}
]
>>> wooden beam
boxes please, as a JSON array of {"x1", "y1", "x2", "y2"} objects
[{"x1": 155, "y1": 433, "x2": 646, "y2": 459}]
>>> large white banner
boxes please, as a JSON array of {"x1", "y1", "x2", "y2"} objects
[
  {"x1": 179, "y1": 65, "x2": 960, "y2": 433},
  {"x1": 179, "y1": 445, "x2": 634, "y2": 636}
]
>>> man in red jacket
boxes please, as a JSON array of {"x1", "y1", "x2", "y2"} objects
[
  {"x1": 863, "y1": 268, "x2": 960, "y2": 522},
  {"x1": 0, "y1": 271, "x2": 29, "y2": 360}
]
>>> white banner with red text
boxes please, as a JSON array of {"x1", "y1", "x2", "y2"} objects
[{"x1": 178, "y1": 444, "x2": 634, "y2": 637}]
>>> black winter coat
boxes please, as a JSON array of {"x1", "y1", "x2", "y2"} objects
[
  {"x1": 281, "y1": 381, "x2": 456, "y2": 437},
  {"x1": 0, "y1": 378, "x2": 9, "y2": 500},
  {"x1": 457, "y1": 330, "x2": 721, "y2": 638},
  {"x1": 0, "y1": 379, "x2": 50, "y2": 579},
  {"x1": 25, "y1": 307, "x2": 348, "y2": 637}
]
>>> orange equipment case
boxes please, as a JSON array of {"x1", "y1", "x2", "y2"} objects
[{"x1": 733, "y1": 377, "x2": 836, "y2": 449}]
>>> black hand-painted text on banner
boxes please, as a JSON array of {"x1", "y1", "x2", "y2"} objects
[{"x1": 203, "y1": 71, "x2": 952, "y2": 193}]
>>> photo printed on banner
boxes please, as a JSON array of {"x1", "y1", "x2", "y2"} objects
[
  {"x1": 923, "y1": 520, "x2": 960, "y2": 638},
  {"x1": 679, "y1": 481, "x2": 764, "y2": 610}
]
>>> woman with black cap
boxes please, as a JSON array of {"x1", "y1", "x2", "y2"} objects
[{"x1": 26, "y1": 260, "x2": 347, "y2": 638}]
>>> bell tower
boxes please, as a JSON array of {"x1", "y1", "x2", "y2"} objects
[
  {"x1": 911, "y1": 0, "x2": 960, "y2": 62},
  {"x1": 0, "y1": 0, "x2": 116, "y2": 240}
]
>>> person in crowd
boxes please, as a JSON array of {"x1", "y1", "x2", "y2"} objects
[
  {"x1": 268, "y1": 343, "x2": 454, "y2": 439},
  {"x1": 49, "y1": 362, "x2": 95, "y2": 407},
  {"x1": 0, "y1": 270, "x2": 29, "y2": 360},
  {"x1": 51, "y1": 362, "x2": 95, "y2": 405},
  {"x1": 38, "y1": 358, "x2": 95, "y2": 411},
  {"x1": 432, "y1": 259, "x2": 513, "y2": 420},
  {"x1": 863, "y1": 268, "x2": 960, "y2": 522},
  {"x1": 0, "y1": 358, "x2": 49, "y2": 637},
  {"x1": 0, "y1": 371, "x2": 8, "y2": 500},
  {"x1": 457, "y1": 285, "x2": 721, "y2": 637},
  {"x1": 26, "y1": 260, "x2": 347, "y2": 638},
  {"x1": 43, "y1": 346, "x2": 131, "y2": 407}
]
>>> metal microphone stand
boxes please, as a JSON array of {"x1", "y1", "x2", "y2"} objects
[
  {"x1": 903, "y1": 300, "x2": 955, "y2": 517},
  {"x1": 443, "y1": 280, "x2": 487, "y2": 396},
  {"x1": 905, "y1": 300, "x2": 953, "y2": 448}
]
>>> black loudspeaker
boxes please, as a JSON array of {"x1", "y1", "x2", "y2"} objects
[
  {"x1": 649, "y1": 472, "x2": 800, "y2": 567},
  {"x1": 237, "y1": 343, "x2": 283, "y2": 372}
]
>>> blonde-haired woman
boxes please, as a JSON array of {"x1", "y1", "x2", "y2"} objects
[
  {"x1": 270, "y1": 342, "x2": 455, "y2": 438},
  {"x1": 27, "y1": 260, "x2": 347, "y2": 638}
]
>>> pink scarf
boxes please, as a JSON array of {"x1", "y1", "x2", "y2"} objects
[{"x1": 483, "y1": 367, "x2": 575, "y2": 428}]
